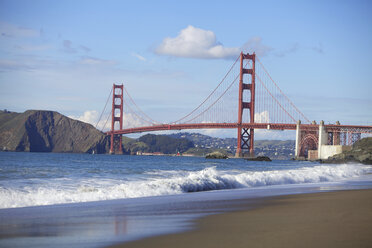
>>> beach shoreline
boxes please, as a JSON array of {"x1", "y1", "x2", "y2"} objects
[
  {"x1": 1, "y1": 153, "x2": 371, "y2": 248},
  {"x1": 108, "y1": 189, "x2": 372, "y2": 248}
]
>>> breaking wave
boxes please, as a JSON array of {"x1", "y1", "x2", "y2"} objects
[{"x1": 0, "y1": 164, "x2": 369, "y2": 209}]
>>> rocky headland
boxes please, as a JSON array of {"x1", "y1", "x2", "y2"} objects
[
  {"x1": 321, "y1": 137, "x2": 372, "y2": 165},
  {"x1": 0, "y1": 110, "x2": 110, "y2": 153}
]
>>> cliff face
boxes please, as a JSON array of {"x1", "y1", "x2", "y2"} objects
[
  {"x1": 0, "y1": 110, "x2": 110, "y2": 153},
  {"x1": 321, "y1": 137, "x2": 372, "y2": 165}
]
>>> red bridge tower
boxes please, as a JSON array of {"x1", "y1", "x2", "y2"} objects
[
  {"x1": 236, "y1": 52, "x2": 256, "y2": 158},
  {"x1": 110, "y1": 84, "x2": 124, "y2": 154}
]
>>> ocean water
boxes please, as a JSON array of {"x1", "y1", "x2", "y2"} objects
[
  {"x1": 0, "y1": 152, "x2": 371, "y2": 209},
  {"x1": 0, "y1": 152, "x2": 372, "y2": 248}
]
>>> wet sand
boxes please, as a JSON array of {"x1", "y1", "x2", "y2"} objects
[{"x1": 109, "y1": 189, "x2": 372, "y2": 248}]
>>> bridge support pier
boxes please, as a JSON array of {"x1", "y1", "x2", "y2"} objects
[
  {"x1": 295, "y1": 120, "x2": 319, "y2": 160},
  {"x1": 317, "y1": 120, "x2": 328, "y2": 159},
  {"x1": 294, "y1": 120, "x2": 301, "y2": 158}
]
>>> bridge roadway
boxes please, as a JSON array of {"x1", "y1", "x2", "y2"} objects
[{"x1": 106, "y1": 123, "x2": 372, "y2": 135}]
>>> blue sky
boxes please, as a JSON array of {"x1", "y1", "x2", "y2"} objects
[{"x1": 0, "y1": 0, "x2": 371, "y2": 138}]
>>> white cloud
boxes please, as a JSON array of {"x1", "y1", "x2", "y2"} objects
[
  {"x1": 242, "y1": 37, "x2": 272, "y2": 57},
  {"x1": 69, "y1": 110, "x2": 99, "y2": 127},
  {"x1": 70, "y1": 111, "x2": 118, "y2": 132},
  {"x1": 132, "y1": 52, "x2": 147, "y2": 61},
  {"x1": 74, "y1": 111, "x2": 153, "y2": 131},
  {"x1": 155, "y1": 25, "x2": 240, "y2": 59},
  {"x1": 79, "y1": 56, "x2": 116, "y2": 66},
  {"x1": 123, "y1": 113, "x2": 149, "y2": 129},
  {"x1": 255, "y1": 111, "x2": 270, "y2": 123}
]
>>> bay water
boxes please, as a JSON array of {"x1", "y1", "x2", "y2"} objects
[{"x1": 0, "y1": 152, "x2": 371, "y2": 247}]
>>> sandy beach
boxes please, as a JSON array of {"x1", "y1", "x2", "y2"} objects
[{"x1": 109, "y1": 189, "x2": 372, "y2": 248}]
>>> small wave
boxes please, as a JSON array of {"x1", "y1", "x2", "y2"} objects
[{"x1": 0, "y1": 164, "x2": 369, "y2": 209}]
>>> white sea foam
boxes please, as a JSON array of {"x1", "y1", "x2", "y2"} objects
[{"x1": 0, "y1": 164, "x2": 369, "y2": 209}]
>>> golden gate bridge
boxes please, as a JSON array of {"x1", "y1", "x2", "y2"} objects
[{"x1": 96, "y1": 52, "x2": 372, "y2": 159}]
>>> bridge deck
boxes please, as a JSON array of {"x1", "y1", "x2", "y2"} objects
[{"x1": 106, "y1": 123, "x2": 372, "y2": 135}]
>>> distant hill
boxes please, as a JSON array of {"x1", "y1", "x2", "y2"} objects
[
  {"x1": 121, "y1": 132, "x2": 295, "y2": 159},
  {"x1": 167, "y1": 132, "x2": 295, "y2": 159},
  {"x1": 0, "y1": 110, "x2": 109, "y2": 153},
  {"x1": 169, "y1": 132, "x2": 236, "y2": 150},
  {"x1": 122, "y1": 134, "x2": 193, "y2": 155}
]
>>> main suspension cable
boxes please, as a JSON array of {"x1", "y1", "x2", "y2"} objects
[
  {"x1": 256, "y1": 56, "x2": 310, "y2": 123},
  {"x1": 171, "y1": 55, "x2": 240, "y2": 124},
  {"x1": 96, "y1": 87, "x2": 113, "y2": 129},
  {"x1": 123, "y1": 86, "x2": 159, "y2": 125}
]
